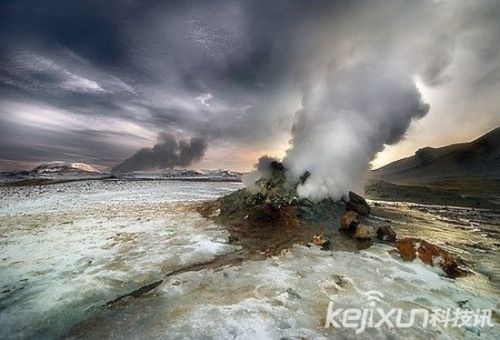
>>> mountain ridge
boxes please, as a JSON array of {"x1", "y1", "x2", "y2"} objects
[
  {"x1": 371, "y1": 127, "x2": 500, "y2": 184},
  {"x1": 32, "y1": 161, "x2": 101, "y2": 174}
]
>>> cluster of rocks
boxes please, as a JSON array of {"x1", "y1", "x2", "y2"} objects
[
  {"x1": 338, "y1": 194, "x2": 469, "y2": 278},
  {"x1": 245, "y1": 161, "x2": 301, "y2": 208},
  {"x1": 339, "y1": 192, "x2": 395, "y2": 241},
  {"x1": 240, "y1": 160, "x2": 470, "y2": 279},
  {"x1": 244, "y1": 161, "x2": 396, "y2": 243}
]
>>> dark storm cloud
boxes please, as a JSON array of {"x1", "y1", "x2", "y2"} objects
[
  {"x1": 0, "y1": 0, "x2": 129, "y2": 67},
  {"x1": 0, "y1": 0, "x2": 499, "y2": 171},
  {"x1": 111, "y1": 133, "x2": 207, "y2": 174},
  {"x1": 0, "y1": 111, "x2": 151, "y2": 168}
]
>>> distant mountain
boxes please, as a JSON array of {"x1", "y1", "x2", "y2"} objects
[
  {"x1": 371, "y1": 127, "x2": 500, "y2": 184},
  {"x1": 0, "y1": 162, "x2": 103, "y2": 184},
  {"x1": 32, "y1": 162, "x2": 101, "y2": 174},
  {"x1": 119, "y1": 168, "x2": 243, "y2": 181},
  {"x1": 162, "y1": 168, "x2": 242, "y2": 180},
  {"x1": 1, "y1": 163, "x2": 243, "y2": 185}
]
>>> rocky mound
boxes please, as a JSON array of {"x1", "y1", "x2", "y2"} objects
[
  {"x1": 197, "y1": 160, "x2": 471, "y2": 278},
  {"x1": 197, "y1": 161, "x2": 375, "y2": 255}
]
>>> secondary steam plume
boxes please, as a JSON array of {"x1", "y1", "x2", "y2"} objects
[
  {"x1": 283, "y1": 62, "x2": 429, "y2": 201},
  {"x1": 242, "y1": 155, "x2": 279, "y2": 193},
  {"x1": 111, "y1": 132, "x2": 207, "y2": 174}
]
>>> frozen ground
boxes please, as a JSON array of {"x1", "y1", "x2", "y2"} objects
[
  {"x1": 0, "y1": 180, "x2": 241, "y2": 338},
  {"x1": 0, "y1": 180, "x2": 498, "y2": 339}
]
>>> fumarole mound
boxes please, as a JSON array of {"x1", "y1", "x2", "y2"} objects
[
  {"x1": 198, "y1": 161, "x2": 470, "y2": 279},
  {"x1": 198, "y1": 161, "x2": 374, "y2": 254}
]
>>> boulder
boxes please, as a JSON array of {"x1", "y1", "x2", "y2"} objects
[
  {"x1": 353, "y1": 224, "x2": 374, "y2": 240},
  {"x1": 312, "y1": 234, "x2": 331, "y2": 250},
  {"x1": 312, "y1": 234, "x2": 324, "y2": 246},
  {"x1": 395, "y1": 238, "x2": 470, "y2": 278},
  {"x1": 346, "y1": 191, "x2": 371, "y2": 215},
  {"x1": 301, "y1": 198, "x2": 314, "y2": 206},
  {"x1": 376, "y1": 225, "x2": 396, "y2": 242},
  {"x1": 299, "y1": 170, "x2": 311, "y2": 184},
  {"x1": 340, "y1": 211, "x2": 359, "y2": 231}
]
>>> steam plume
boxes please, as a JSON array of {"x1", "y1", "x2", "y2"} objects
[
  {"x1": 112, "y1": 133, "x2": 207, "y2": 174},
  {"x1": 242, "y1": 155, "x2": 279, "y2": 193},
  {"x1": 283, "y1": 62, "x2": 429, "y2": 201}
]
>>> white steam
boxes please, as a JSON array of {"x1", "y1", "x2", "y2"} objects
[{"x1": 284, "y1": 62, "x2": 429, "y2": 201}]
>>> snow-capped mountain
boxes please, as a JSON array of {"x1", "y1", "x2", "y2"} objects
[
  {"x1": 32, "y1": 162, "x2": 101, "y2": 174},
  {"x1": 0, "y1": 162, "x2": 104, "y2": 184}
]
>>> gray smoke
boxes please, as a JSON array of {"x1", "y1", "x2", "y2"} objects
[
  {"x1": 283, "y1": 62, "x2": 429, "y2": 201},
  {"x1": 111, "y1": 132, "x2": 207, "y2": 174}
]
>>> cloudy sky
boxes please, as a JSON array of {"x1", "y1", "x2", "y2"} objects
[{"x1": 1, "y1": 0, "x2": 499, "y2": 172}]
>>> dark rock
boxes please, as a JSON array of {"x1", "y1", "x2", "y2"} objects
[
  {"x1": 286, "y1": 287, "x2": 302, "y2": 299},
  {"x1": 457, "y1": 300, "x2": 471, "y2": 309},
  {"x1": 353, "y1": 224, "x2": 374, "y2": 240},
  {"x1": 376, "y1": 225, "x2": 396, "y2": 242},
  {"x1": 301, "y1": 198, "x2": 314, "y2": 206},
  {"x1": 228, "y1": 235, "x2": 239, "y2": 244},
  {"x1": 346, "y1": 191, "x2": 371, "y2": 215},
  {"x1": 348, "y1": 191, "x2": 367, "y2": 205},
  {"x1": 299, "y1": 170, "x2": 311, "y2": 184},
  {"x1": 245, "y1": 196, "x2": 257, "y2": 206},
  {"x1": 320, "y1": 239, "x2": 331, "y2": 251},
  {"x1": 269, "y1": 160, "x2": 285, "y2": 172},
  {"x1": 255, "y1": 192, "x2": 265, "y2": 203}
]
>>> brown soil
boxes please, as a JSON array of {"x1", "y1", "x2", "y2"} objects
[
  {"x1": 195, "y1": 189, "x2": 373, "y2": 256},
  {"x1": 395, "y1": 237, "x2": 471, "y2": 278}
]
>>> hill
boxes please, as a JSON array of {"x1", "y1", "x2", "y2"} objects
[{"x1": 371, "y1": 127, "x2": 500, "y2": 184}]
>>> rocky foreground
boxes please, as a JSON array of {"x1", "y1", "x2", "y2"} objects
[
  {"x1": 1, "y1": 178, "x2": 497, "y2": 338},
  {"x1": 198, "y1": 161, "x2": 471, "y2": 278}
]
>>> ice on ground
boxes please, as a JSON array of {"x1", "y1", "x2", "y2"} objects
[
  {"x1": 0, "y1": 179, "x2": 242, "y2": 215},
  {"x1": 71, "y1": 245, "x2": 499, "y2": 339},
  {"x1": 0, "y1": 181, "x2": 242, "y2": 338},
  {"x1": 0, "y1": 180, "x2": 498, "y2": 339}
]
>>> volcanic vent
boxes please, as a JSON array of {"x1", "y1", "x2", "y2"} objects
[{"x1": 198, "y1": 159, "x2": 374, "y2": 255}]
